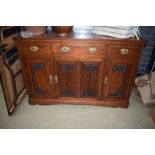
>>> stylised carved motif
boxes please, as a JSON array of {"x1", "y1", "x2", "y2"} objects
[
  {"x1": 83, "y1": 89, "x2": 94, "y2": 97},
  {"x1": 30, "y1": 63, "x2": 48, "y2": 95},
  {"x1": 61, "y1": 89, "x2": 75, "y2": 97},
  {"x1": 84, "y1": 64, "x2": 98, "y2": 72},
  {"x1": 60, "y1": 63, "x2": 75, "y2": 97},
  {"x1": 82, "y1": 64, "x2": 98, "y2": 97},
  {"x1": 109, "y1": 87, "x2": 124, "y2": 97},
  {"x1": 60, "y1": 64, "x2": 73, "y2": 72},
  {"x1": 109, "y1": 65, "x2": 129, "y2": 97},
  {"x1": 112, "y1": 65, "x2": 128, "y2": 73}
]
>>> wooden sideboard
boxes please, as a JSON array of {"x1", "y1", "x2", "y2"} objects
[{"x1": 15, "y1": 31, "x2": 145, "y2": 108}]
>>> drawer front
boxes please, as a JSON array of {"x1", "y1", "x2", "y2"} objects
[
  {"x1": 108, "y1": 45, "x2": 141, "y2": 60},
  {"x1": 19, "y1": 42, "x2": 51, "y2": 55},
  {"x1": 52, "y1": 42, "x2": 105, "y2": 59}
]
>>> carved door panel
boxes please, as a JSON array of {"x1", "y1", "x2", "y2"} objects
[
  {"x1": 79, "y1": 61, "x2": 103, "y2": 98},
  {"x1": 105, "y1": 60, "x2": 133, "y2": 99},
  {"x1": 54, "y1": 60, "x2": 78, "y2": 98},
  {"x1": 23, "y1": 56, "x2": 55, "y2": 98}
]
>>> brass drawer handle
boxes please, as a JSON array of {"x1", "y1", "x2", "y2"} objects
[
  {"x1": 61, "y1": 47, "x2": 70, "y2": 53},
  {"x1": 88, "y1": 47, "x2": 97, "y2": 54},
  {"x1": 120, "y1": 48, "x2": 129, "y2": 55},
  {"x1": 30, "y1": 46, "x2": 39, "y2": 52}
]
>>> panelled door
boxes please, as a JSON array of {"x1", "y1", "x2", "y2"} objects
[
  {"x1": 104, "y1": 60, "x2": 133, "y2": 99},
  {"x1": 79, "y1": 61, "x2": 103, "y2": 99},
  {"x1": 23, "y1": 55, "x2": 55, "y2": 98},
  {"x1": 54, "y1": 60, "x2": 78, "y2": 98}
]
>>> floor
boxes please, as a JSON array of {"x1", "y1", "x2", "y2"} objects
[{"x1": 0, "y1": 84, "x2": 155, "y2": 129}]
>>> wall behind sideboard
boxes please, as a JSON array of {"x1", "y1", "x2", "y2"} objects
[{"x1": 138, "y1": 26, "x2": 155, "y2": 74}]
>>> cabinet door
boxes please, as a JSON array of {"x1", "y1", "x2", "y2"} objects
[
  {"x1": 54, "y1": 60, "x2": 78, "y2": 98},
  {"x1": 22, "y1": 55, "x2": 55, "y2": 98},
  {"x1": 105, "y1": 60, "x2": 136, "y2": 99},
  {"x1": 79, "y1": 61, "x2": 103, "y2": 99}
]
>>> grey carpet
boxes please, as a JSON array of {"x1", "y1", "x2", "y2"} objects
[{"x1": 0, "y1": 83, "x2": 155, "y2": 129}]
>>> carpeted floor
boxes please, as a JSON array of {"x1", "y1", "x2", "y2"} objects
[{"x1": 0, "y1": 83, "x2": 155, "y2": 129}]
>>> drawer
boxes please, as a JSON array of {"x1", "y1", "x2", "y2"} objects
[
  {"x1": 19, "y1": 42, "x2": 51, "y2": 55},
  {"x1": 52, "y1": 42, "x2": 105, "y2": 59},
  {"x1": 108, "y1": 45, "x2": 141, "y2": 60}
]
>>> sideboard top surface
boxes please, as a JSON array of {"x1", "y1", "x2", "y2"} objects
[{"x1": 15, "y1": 31, "x2": 146, "y2": 45}]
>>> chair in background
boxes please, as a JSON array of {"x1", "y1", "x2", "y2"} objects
[{"x1": 0, "y1": 26, "x2": 27, "y2": 115}]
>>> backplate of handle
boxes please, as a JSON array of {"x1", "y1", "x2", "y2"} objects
[
  {"x1": 88, "y1": 47, "x2": 97, "y2": 54},
  {"x1": 30, "y1": 46, "x2": 39, "y2": 52},
  {"x1": 61, "y1": 47, "x2": 70, "y2": 53},
  {"x1": 120, "y1": 48, "x2": 129, "y2": 55}
]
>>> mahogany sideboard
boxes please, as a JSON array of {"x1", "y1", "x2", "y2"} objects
[{"x1": 15, "y1": 32, "x2": 145, "y2": 108}]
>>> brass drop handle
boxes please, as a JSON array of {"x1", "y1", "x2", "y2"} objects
[
  {"x1": 49, "y1": 74, "x2": 54, "y2": 85},
  {"x1": 49, "y1": 75, "x2": 58, "y2": 84},
  {"x1": 61, "y1": 47, "x2": 70, "y2": 53},
  {"x1": 104, "y1": 76, "x2": 108, "y2": 85},
  {"x1": 88, "y1": 47, "x2": 97, "y2": 54},
  {"x1": 30, "y1": 46, "x2": 39, "y2": 52},
  {"x1": 120, "y1": 48, "x2": 129, "y2": 55},
  {"x1": 54, "y1": 75, "x2": 58, "y2": 84}
]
